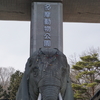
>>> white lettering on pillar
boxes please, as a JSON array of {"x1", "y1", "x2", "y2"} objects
[
  {"x1": 44, "y1": 26, "x2": 51, "y2": 32},
  {"x1": 44, "y1": 18, "x2": 51, "y2": 25},
  {"x1": 44, "y1": 40, "x2": 51, "y2": 47},
  {"x1": 44, "y1": 4, "x2": 51, "y2": 10},
  {"x1": 43, "y1": 4, "x2": 51, "y2": 47},
  {"x1": 44, "y1": 33, "x2": 51, "y2": 39},
  {"x1": 44, "y1": 12, "x2": 50, "y2": 18}
]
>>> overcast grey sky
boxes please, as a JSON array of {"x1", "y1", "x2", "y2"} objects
[{"x1": 0, "y1": 21, "x2": 100, "y2": 72}]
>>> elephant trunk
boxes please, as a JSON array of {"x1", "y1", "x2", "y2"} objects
[{"x1": 39, "y1": 86, "x2": 60, "y2": 100}]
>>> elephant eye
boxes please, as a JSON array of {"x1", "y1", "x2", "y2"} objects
[{"x1": 33, "y1": 67, "x2": 38, "y2": 76}]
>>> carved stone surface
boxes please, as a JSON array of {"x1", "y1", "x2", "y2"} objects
[
  {"x1": 30, "y1": 2, "x2": 63, "y2": 55},
  {"x1": 16, "y1": 48, "x2": 74, "y2": 100}
]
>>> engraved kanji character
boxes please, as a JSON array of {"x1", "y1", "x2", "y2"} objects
[
  {"x1": 44, "y1": 33, "x2": 51, "y2": 39},
  {"x1": 44, "y1": 12, "x2": 51, "y2": 18},
  {"x1": 44, "y1": 18, "x2": 51, "y2": 25},
  {"x1": 44, "y1": 26, "x2": 51, "y2": 33},
  {"x1": 44, "y1": 4, "x2": 51, "y2": 11},
  {"x1": 44, "y1": 40, "x2": 51, "y2": 47}
]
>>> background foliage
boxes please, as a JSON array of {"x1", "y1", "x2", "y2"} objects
[
  {"x1": 70, "y1": 48, "x2": 100, "y2": 100},
  {"x1": 0, "y1": 67, "x2": 23, "y2": 100}
]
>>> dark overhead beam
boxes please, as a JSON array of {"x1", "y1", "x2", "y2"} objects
[{"x1": 0, "y1": 0, "x2": 100, "y2": 23}]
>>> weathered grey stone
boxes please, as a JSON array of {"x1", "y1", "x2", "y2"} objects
[
  {"x1": 16, "y1": 48, "x2": 74, "y2": 100},
  {"x1": 30, "y1": 2, "x2": 63, "y2": 55}
]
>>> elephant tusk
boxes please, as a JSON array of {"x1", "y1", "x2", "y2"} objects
[
  {"x1": 38, "y1": 93, "x2": 41, "y2": 100},
  {"x1": 37, "y1": 93, "x2": 62, "y2": 100},
  {"x1": 59, "y1": 93, "x2": 63, "y2": 100}
]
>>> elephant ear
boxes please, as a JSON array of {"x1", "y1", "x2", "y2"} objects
[
  {"x1": 16, "y1": 71, "x2": 30, "y2": 100},
  {"x1": 16, "y1": 51, "x2": 39, "y2": 100},
  {"x1": 16, "y1": 59, "x2": 31, "y2": 100},
  {"x1": 60, "y1": 54, "x2": 74, "y2": 100},
  {"x1": 63, "y1": 64, "x2": 74, "y2": 100},
  {"x1": 57, "y1": 51, "x2": 74, "y2": 100}
]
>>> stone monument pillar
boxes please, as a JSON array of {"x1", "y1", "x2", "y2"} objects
[
  {"x1": 16, "y1": 1, "x2": 74, "y2": 100},
  {"x1": 30, "y1": 1, "x2": 63, "y2": 55}
]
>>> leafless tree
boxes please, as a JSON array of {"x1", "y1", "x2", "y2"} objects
[{"x1": 0, "y1": 67, "x2": 15, "y2": 91}]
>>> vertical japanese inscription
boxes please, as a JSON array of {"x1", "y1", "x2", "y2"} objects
[{"x1": 43, "y1": 4, "x2": 51, "y2": 47}]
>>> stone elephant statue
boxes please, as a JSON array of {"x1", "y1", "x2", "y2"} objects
[{"x1": 16, "y1": 48, "x2": 74, "y2": 100}]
